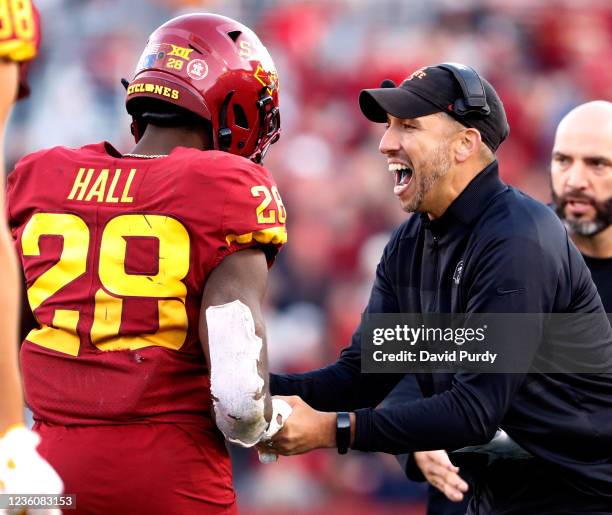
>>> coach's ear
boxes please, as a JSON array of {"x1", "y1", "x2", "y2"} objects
[{"x1": 454, "y1": 127, "x2": 482, "y2": 163}]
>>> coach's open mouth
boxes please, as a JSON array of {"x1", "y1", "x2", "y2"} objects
[{"x1": 389, "y1": 162, "x2": 413, "y2": 186}]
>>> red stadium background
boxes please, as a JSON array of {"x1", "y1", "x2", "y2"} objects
[{"x1": 7, "y1": 0, "x2": 612, "y2": 513}]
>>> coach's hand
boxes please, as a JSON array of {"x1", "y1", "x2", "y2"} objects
[
  {"x1": 414, "y1": 450, "x2": 469, "y2": 502},
  {"x1": 0, "y1": 425, "x2": 64, "y2": 515},
  {"x1": 258, "y1": 396, "x2": 336, "y2": 456}
]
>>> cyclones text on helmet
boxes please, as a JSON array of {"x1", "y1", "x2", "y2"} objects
[{"x1": 125, "y1": 13, "x2": 280, "y2": 163}]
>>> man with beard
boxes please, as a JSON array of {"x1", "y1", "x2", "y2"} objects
[
  {"x1": 552, "y1": 101, "x2": 612, "y2": 311},
  {"x1": 385, "y1": 100, "x2": 612, "y2": 515},
  {"x1": 263, "y1": 64, "x2": 612, "y2": 513}
]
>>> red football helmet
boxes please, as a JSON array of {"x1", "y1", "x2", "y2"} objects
[{"x1": 125, "y1": 13, "x2": 280, "y2": 163}]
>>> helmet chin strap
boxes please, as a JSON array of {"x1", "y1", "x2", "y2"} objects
[
  {"x1": 217, "y1": 91, "x2": 234, "y2": 151},
  {"x1": 122, "y1": 78, "x2": 144, "y2": 142},
  {"x1": 217, "y1": 89, "x2": 280, "y2": 163}
]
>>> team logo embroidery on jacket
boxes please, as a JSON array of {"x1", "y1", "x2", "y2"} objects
[{"x1": 453, "y1": 259, "x2": 464, "y2": 285}]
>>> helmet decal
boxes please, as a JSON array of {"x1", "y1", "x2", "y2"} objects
[
  {"x1": 186, "y1": 59, "x2": 208, "y2": 80},
  {"x1": 125, "y1": 13, "x2": 281, "y2": 163}
]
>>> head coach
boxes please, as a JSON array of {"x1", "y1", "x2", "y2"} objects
[
  {"x1": 264, "y1": 63, "x2": 612, "y2": 513},
  {"x1": 383, "y1": 100, "x2": 612, "y2": 514}
]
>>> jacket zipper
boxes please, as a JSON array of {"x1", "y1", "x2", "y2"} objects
[{"x1": 431, "y1": 235, "x2": 439, "y2": 309}]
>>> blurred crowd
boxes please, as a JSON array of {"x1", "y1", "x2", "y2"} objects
[{"x1": 8, "y1": 0, "x2": 612, "y2": 513}]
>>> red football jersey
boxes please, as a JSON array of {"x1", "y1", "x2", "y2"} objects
[
  {"x1": 0, "y1": 0, "x2": 41, "y2": 98},
  {"x1": 7, "y1": 142, "x2": 287, "y2": 426}
]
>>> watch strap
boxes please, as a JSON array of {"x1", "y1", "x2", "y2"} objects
[{"x1": 336, "y1": 411, "x2": 351, "y2": 454}]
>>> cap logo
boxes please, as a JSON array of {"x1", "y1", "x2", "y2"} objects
[{"x1": 407, "y1": 68, "x2": 427, "y2": 81}]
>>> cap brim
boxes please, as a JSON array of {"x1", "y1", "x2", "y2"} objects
[{"x1": 359, "y1": 87, "x2": 441, "y2": 123}]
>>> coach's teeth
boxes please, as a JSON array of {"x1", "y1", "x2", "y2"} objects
[
  {"x1": 388, "y1": 163, "x2": 413, "y2": 186},
  {"x1": 388, "y1": 163, "x2": 409, "y2": 173}
]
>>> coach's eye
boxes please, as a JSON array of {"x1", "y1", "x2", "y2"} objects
[{"x1": 591, "y1": 159, "x2": 606, "y2": 169}]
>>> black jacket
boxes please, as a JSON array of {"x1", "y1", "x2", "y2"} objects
[
  {"x1": 583, "y1": 255, "x2": 612, "y2": 313},
  {"x1": 271, "y1": 161, "x2": 612, "y2": 497}
]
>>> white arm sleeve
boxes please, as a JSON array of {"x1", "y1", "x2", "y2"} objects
[{"x1": 206, "y1": 299, "x2": 268, "y2": 447}]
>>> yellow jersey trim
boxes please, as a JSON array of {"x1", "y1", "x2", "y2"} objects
[
  {"x1": 225, "y1": 226, "x2": 287, "y2": 247},
  {"x1": 0, "y1": 39, "x2": 36, "y2": 62}
]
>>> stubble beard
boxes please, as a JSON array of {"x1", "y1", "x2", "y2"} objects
[{"x1": 403, "y1": 140, "x2": 452, "y2": 213}]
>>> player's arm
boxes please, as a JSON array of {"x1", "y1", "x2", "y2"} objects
[
  {"x1": 0, "y1": 4, "x2": 64, "y2": 506},
  {"x1": 0, "y1": 0, "x2": 40, "y2": 435},
  {"x1": 199, "y1": 248, "x2": 274, "y2": 446},
  {"x1": 0, "y1": 53, "x2": 24, "y2": 435}
]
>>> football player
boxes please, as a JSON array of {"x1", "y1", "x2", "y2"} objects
[
  {"x1": 6, "y1": 13, "x2": 287, "y2": 515},
  {"x1": 0, "y1": 1, "x2": 63, "y2": 511}
]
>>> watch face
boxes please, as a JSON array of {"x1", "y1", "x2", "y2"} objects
[{"x1": 337, "y1": 412, "x2": 351, "y2": 428}]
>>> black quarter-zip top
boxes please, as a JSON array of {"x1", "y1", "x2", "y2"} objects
[{"x1": 272, "y1": 161, "x2": 612, "y2": 498}]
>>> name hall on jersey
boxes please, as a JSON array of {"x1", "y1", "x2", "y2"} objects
[{"x1": 67, "y1": 167, "x2": 136, "y2": 203}]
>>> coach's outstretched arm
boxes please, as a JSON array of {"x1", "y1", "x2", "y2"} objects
[
  {"x1": 199, "y1": 248, "x2": 275, "y2": 447},
  {"x1": 266, "y1": 227, "x2": 567, "y2": 456}
]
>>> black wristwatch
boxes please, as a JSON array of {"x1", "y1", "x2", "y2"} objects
[{"x1": 336, "y1": 412, "x2": 351, "y2": 454}]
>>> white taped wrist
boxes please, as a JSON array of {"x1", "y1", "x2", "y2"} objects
[
  {"x1": 260, "y1": 398, "x2": 293, "y2": 442},
  {"x1": 258, "y1": 398, "x2": 293, "y2": 464},
  {"x1": 207, "y1": 299, "x2": 268, "y2": 447}
]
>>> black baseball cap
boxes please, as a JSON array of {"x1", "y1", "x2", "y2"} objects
[{"x1": 359, "y1": 64, "x2": 509, "y2": 152}]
